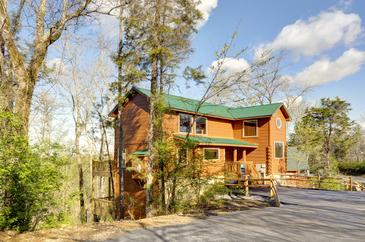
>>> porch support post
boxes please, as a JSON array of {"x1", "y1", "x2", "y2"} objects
[
  {"x1": 233, "y1": 148, "x2": 237, "y2": 162},
  {"x1": 242, "y1": 149, "x2": 246, "y2": 163}
]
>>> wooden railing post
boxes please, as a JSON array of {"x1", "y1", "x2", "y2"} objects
[
  {"x1": 349, "y1": 176, "x2": 353, "y2": 191},
  {"x1": 269, "y1": 177, "x2": 274, "y2": 198},
  {"x1": 244, "y1": 175, "x2": 249, "y2": 196},
  {"x1": 317, "y1": 174, "x2": 321, "y2": 189}
]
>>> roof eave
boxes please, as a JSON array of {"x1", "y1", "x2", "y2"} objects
[
  {"x1": 198, "y1": 143, "x2": 257, "y2": 148},
  {"x1": 108, "y1": 86, "x2": 146, "y2": 118}
]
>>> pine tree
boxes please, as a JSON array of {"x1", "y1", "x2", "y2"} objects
[{"x1": 291, "y1": 97, "x2": 358, "y2": 174}]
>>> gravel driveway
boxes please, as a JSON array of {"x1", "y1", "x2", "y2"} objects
[{"x1": 108, "y1": 188, "x2": 365, "y2": 242}]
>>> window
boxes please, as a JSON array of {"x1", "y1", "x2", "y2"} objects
[
  {"x1": 195, "y1": 117, "x2": 207, "y2": 134},
  {"x1": 179, "y1": 113, "x2": 192, "y2": 133},
  {"x1": 276, "y1": 118, "x2": 282, "y2": 129},
  {"x1": 204, "y1": 148, "x2": 219, "y2": 160},
  {"x1": 243, "y1": 120, "x2": 258, "y2": 137},
  {"x1": 274, "y1": 141, "x2": 284, "y2": 159},
  {"x1": 178, "y1": 148, "x2": 188, "y2": 163}
]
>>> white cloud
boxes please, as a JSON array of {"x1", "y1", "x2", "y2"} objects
[
  {"x1": 293, "y1": 48, "x2": 365, "y2": 87},
  {"x1": 261, "y1": 10, "x2": 362, "y2": 57},
  {"x1": 209, "y1": 57, "x2": 250, "y2": 75},
  {"x1": 196, "y1": 0, "x2": 218, "y2": 28}
]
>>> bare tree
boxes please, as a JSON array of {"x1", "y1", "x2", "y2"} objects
[
  {"x1": 0, "y1": 0, "x2": 121, "y2": 134},
  {"x1": 208, "y1": 50, "x2": 311, "y2": 110},
  {"x1": 30, "y1": 90, "x2": 59, "y2": 144},
  {"x1": 53, "y1": 35, "x2": 96, "y2": 223}
]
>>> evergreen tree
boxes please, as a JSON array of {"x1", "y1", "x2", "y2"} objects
[
  {"x1": 291, "y1": 97, "x2": 358, "y2": 174},
  {"x1": 115, "y1": 0, "x2": 201, "y2": 216}
]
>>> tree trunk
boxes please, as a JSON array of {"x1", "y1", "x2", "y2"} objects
[
  {"x1": 12, "y1": 75, "x2": 34, "y2": 135},
  {"x1": 146, "y1": 0, "x2": 161, "y2": 218},
  {"x1": 117, "y1": 3, "x2": 125, "y2": 220},
  {"x1": 158, "y1": 58, "x2": 166, "y2": 213},
  {"x1": 75, "y1": 125, "x2": 86, "y2": 223},
  {"x1": 146, "y1": 59, "x2": 158, "y2": 217}
]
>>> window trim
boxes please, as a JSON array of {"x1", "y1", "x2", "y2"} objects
[
  {"x1": 242, "y1": 119, "x2": 258, "y2": 137},
  {"x1": 195, "y1": 116, "x2": 208, "y2": 135},
  {"x1": 178, "y1": 113, "x2": 193, "y2": 134},
  {"x1": 276, "y1": 118, "x2": 282, "y2": 129},
  {"x1": 203, "y1": 148, "x2": 220, "y2": 161},
  {"x1": 274, "y1": 141, "x2": 284, "y2": 159}
]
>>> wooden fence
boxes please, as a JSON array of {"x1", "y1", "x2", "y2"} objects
[
  {"x1": 92, "y1": 159, "x2": 115, "y2": 220},
  {"x1": 277, "y1": 174, "x2": 365, "y2": 191},
  {"x1": 225, "y1": 175, "x2": 280, "y2": 207}
]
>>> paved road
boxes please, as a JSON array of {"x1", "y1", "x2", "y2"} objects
[{"x1": 108, "y1": 188, "x2": 365, "y2": 242}]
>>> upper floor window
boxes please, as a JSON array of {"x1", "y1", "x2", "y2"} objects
[
  {"x1": 274, "y1": 141, "x2": 284, "y2": 159},
  {"x1": 276, "y1": 118, "x2": 282, "y2": 129},
  {"x1": 179, "y1": 113, "x2": 192, "y2": 133},
  {"x1": 195, "y1": 117, "x2": 207, "y2": 134},
  {"x1": 243, "y1": 120, "x2": 258, "y2": 137}
]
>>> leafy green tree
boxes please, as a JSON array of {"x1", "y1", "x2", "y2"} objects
[
  {"x1": 0, "y1": 112, "x2": 63, "y2": 231},
  {"x1": 290, "y1": 97, "x2": 358, "y2": 174},
  {"x1": 114, "y1": 0, "x2": 201, "y2": 217}
]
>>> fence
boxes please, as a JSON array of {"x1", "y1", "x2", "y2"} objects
[
  {"x1": 277, "y1": 174, "x2": 365, "y2": 191},
  {"x1": 92, "y1": 159, "x2": 115, "y2": 221},
  {"x1": 225, "y1": 175, "x2": 280, "y2": 207}
]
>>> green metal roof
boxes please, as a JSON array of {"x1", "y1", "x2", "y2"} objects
[
  {"x1": 174, "y1": 135, "x2": 258, "y2": 147},
  {"x1": 229, "y1": 103, "x2": 284, "y2": 119},
  {"x1": 134, "y1": 87, "x2": 286, "y2": 119},
  {"x1": 130, "y1": 136, "x2": 257, "y2": 158},
  {"x1": 287, "y1": 147, "x2": 309, "y2": 171},
  {"x1": 131, "y1": 149, "x2": 149, "y2": 156}
]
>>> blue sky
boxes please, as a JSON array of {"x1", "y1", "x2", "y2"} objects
[
  {"x1": 46, "y1": 0, "x2": 365, "y2": 132},
  {"x1": 38, "y1": 0, "x2": 365, "y2": 146},
  {"x1": 173, "y1": 0, "x2": 365, "y2": 124}
]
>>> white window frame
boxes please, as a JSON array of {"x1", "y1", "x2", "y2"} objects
[
  {"x1": 178, "y1": 113, "x2": 193, "y2": 133},
  {"x1": 195, "y1": 116, "x2": 208, "y2": 135},
  {"x1": 203, "y1": 148, "x2": 220, "y2": 161},
  {"x1": 242, "y1": 119, "x2": 258, "y2": 137},
  {"x1": 274, "y1": 141, "x2": 284, "y2": 159},
  {"x1": 276, "y1": 118, "x2": 282, "y2": 129}
]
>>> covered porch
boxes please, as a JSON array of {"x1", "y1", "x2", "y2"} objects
[{"x1": 174, "y1": 135, "x2": 258, "y2": 178}]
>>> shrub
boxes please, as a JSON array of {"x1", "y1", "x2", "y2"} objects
[
  {"x1": 0, "y1": 112, "x2": 62, "y2": 231},
  {"x1": 199, "y1": 182, "x2": 230, "y2": 205},
  {"x1": 338, "y1": 162, "x2": 365, "y2": 176},
  {"x1": 320, "y1": 178, "x2": 346, "y2": 191}
]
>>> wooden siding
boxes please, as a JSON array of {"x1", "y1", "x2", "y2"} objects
[
  {"x1": 200, "y1": 146, "x2": 226, "y2": 177},
  {"x1": 163, "y1": 111, "x2": 234, "y2": 138},
  {"x1": 206, "y1": 117, "x2": 234, "y2": 138},
  {"x1": 114, "y1": 93, "x2": 150, "y2": 219},
  {"x1": 233, "y1": 118, "x2": 270, "y2": 166},
  {"x1": 113, "y1": 93, "x2": 289, "y2": 218},
  {"x1": 269, "y1": 107, "x2": 287, "y2": 174}
]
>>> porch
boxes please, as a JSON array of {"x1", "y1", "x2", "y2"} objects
[{"x1": 173, "y1": 134, "x2": 259, "y2": 178}]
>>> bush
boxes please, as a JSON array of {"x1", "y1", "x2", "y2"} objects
[
  {"x1": 338, "y1": 162, "x2": 365, "y2": 176},
  {"x1": 199, "y1": 182, "x2": 230, "y2": 205},
  {"x1": 320, "y1": 178, "x2": 346, "y2": 191},
  {"x1": 0, "y1": 112, "x2": 63, "y2": 231}
]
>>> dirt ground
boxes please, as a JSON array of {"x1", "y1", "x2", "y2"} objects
[{"x1": 0, "y1": 198, "x2": 267, "y2": 242}]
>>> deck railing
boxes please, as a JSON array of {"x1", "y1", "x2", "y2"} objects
[
  {"x1": 224, "y1": 161, "x2": 241, "y2": 176},
  {"x1": 225, "y1": 175, "x2": 280, "y2": 207}
]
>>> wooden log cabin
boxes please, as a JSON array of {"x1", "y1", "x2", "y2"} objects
[{"x1": 110, "y1": 86, "x2": 290, "y2": 218}]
